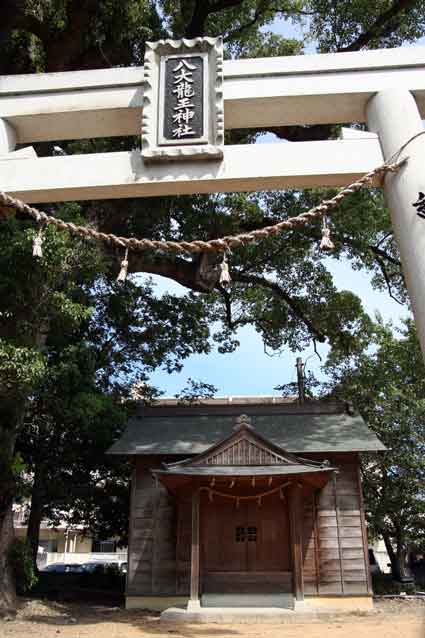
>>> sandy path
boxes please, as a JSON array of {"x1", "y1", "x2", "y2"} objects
[{"x1": 0, "y1": 599, "x2": 424, "y2": 638}]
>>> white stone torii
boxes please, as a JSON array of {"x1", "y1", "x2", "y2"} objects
[{"x1": 1, "y1": 45, "x2": 425, "y2": 355}]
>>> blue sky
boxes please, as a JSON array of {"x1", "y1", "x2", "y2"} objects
[
  {"x1": 145, "y1": 16, "x2": 413, "y2": 397},
  {"x1": 144, "y1": 259, "x2": 409, "y2": 397}
]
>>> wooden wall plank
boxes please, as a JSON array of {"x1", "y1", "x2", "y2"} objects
[
  {"x1": 289, "y1": 483, "x2": 304, "y2": 601},
  {"x1": 356, "y1": 462, "x2": 373, "y2": 594},
  {"x1": 302, "y1": 490, "x2": 319, "y2": 594},
  {"x1": 314, "y1": 457, "x2": 370, "y2": 596},
  {"x1": 127, "y1": 459, "x2": 177, "y2": 597}
]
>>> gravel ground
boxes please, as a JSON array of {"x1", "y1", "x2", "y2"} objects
[{"x1": 0, "y1": 598, "x2": 424, "y2": 638}]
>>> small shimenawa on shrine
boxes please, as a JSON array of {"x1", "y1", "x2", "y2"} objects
[{"x1": 108, "y1": 390, "x2": 385, "y2": 617}]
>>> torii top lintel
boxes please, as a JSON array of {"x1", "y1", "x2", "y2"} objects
[
  {"x1": 1, "y1": 44, "x2": 425, "y2": 144},
  {"x1": 1, "y1": 43, "x2": 425, "y2": 203}
]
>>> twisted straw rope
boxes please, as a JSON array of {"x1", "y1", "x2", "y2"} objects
[
  {"x1": 0, "y1": 158, "x2": 407, "y2": 255},
  {"x1": 200, "y1": 480, "x2": 292, "y2": 502}
]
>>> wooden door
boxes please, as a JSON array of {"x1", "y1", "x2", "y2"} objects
[{"x1": 201, "y1": 492, "x2": 292, "y2": 593}]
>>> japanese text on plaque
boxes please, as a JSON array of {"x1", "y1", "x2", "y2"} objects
[{"x1": 163, "y1": 56, "x2": 204, "y2": 142}]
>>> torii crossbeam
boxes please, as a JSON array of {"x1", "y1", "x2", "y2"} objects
[{"x1": 1, "y1": 44, "x2": 425, "y2": 355}]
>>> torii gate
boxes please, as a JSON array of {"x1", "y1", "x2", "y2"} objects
[{"x1": 1, "y1": 40, "x2": 425, "y2": 354}]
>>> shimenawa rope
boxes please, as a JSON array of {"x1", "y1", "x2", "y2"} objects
[
  {"x1": 3, "y1": 130, "x2": 425, "y2": 256},
  {"x1": 0, "y1": 161, "x2": 404, "y2": 255}
]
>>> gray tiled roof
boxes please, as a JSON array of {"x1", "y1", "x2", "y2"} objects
[
  {"x1": 153, "y1": 465, "x2": 334, "y2": 476},
  {"x1": 108, "y1": 401, "x2": 385, "y2": 455}
]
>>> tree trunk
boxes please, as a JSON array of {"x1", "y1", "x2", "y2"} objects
[
  {"x1": 0, "y1": 401, "x2": 25, "y2": 610},
  {"x1": 382, "y1": 530, "x2": 414, "y2": 582},
  {"x1": 0, "y1": 505, "x2": 16, "y2": 612},
  {"x1": 382, "y1": 529, "x2": 397, "y2": 574},
  {"x1": 26, "y1": 467, "x2": 44, "y2": 572},
  {"x1": 396, "y1": 540, "x2": 414, "y2": 583}
]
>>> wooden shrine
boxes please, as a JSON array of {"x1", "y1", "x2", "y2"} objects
[{"x1": 109, "y1": 396, "x2": 385, "y2": 613}]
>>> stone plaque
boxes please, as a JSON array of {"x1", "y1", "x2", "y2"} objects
[
  {"x1": 142, "y1": 37, "x2": 223, "y2": 162},
  {"x1": 162, "y1": 55, "x2": 204, "y2": 142}
]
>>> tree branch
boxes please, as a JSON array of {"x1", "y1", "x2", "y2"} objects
[
  {"x1": 44, "y1": 0, "x2": 100, "y2": 72},
  {"x1": 375, "y1": 256, "x2": 404, "y2": 305},
  {"x1": 376, "y1": 232, "x2": 393, "y2": 248},
  {"x1": 0, "y1": 1, "x2": 49, "y2": 44},
  {"x1": 267, "y1": 124, "x2": 335, "y2": 142},
  {"x1": 233, "y1": 272, "x2": 327, "y2": 342},
  {"x1": 185, "y1": 0, "x2": 245, "y2": 37},
  {"x1": 209, "y1": 0, "x2": 247, "y2": 13},
  {"x1": 224, "y1": 3, "x2": 269, "y2": 41},
  {"x1": 341, "y1": 235, "x2": 402, "y2": 269},
  {"x1": 125, "y1": 250, "x2": 327, "y2": 342},
  {"x1": 338, "y1": 0, "x2": 418, "y2": 52},
  {"x1": 127, "y1": 252, "x2": 207, "y2": 292},
  {"x1": 217, "y1": 284, "x2": 234, "y2": 328},
  {"x1": 369, "y1": 245, "x2": 401, "y2": 268}
]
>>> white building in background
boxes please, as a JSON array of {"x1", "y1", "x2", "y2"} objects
[
  {"x1": 371, "y1": 540, "x2": 391, "y2": 573},
  {"x1": 13, "y1": 503, "x2": 127, "y2": 568}
]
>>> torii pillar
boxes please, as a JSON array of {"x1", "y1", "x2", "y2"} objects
[{"x1": 367, "y1": 89, "x2": 425, "y2": 356}]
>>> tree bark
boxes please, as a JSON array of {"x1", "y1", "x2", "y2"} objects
[
  {"x1": 396, "y1": 539, "x2": 414, "y2": 583},
  {"x1": 26, "y1": 467, "x2": 44, "y2": 572},
  {"x1": 0, "y1": 401, "x2": 25, "y2": 610},
  {"x1": 0, "y1": 505, "x2": 16, "y2": 613},
  {"x1": 184, "y1": 0, "x2": 245, "y2": 38},
  {"x1": 381, "y1": 530, "x2": 414, "y2": 582},
  {"x1": 382, "y1": 529, "x2": 398, "y2": 577}
]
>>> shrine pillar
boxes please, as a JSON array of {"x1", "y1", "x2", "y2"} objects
[
  {"x1": 288, "y1": 482, "x2": 304, "y2": 605},
  {"x1": 367, "y1": 89, "x2": 425, "y2": 356},
  {"x1": 187, "y1": 487, "x2": 201, "y2": 611},
  {"x1": 0, "y1": 119, "x2": 16, "y2": 153}
]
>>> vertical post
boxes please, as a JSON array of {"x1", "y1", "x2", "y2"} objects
[
  {"x1": 356, "y1": 462, "x2": 373, "y2": 594},
  {"x1": 125, "y1": 462, "x2": 137, "y2": 599},
  {"x1": 312, "y1": 492, "x2": 321, "y2": 595},
  {"x1": 367, "y1": 89, "x2": 425, "y2": 357},
  {"x1": 296, "y1": 357, "x2": 305, "y2": 404},
  {"x1": 288, "y1": 482, "x2": 304, "y2": 605},
  {"x1": 188, "y1": 487, "x2": 201, "y2": 611},
  {"x1": 333, "y1": 473, "x2": 345, "y2": 594},
  {"x1": 0, "y1": 119, "x2": 16, "y2": 153}
]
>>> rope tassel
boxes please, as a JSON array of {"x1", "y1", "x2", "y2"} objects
[
  {"x1": 32, "y1": 229, "x2": 44, "y2": 258},
  {"x1": 219, "y1": 251, "x2": 231, "y2": 285},
  {"x1": 0, "y1": 143, "x2": 411, "y2": 256},
  {"x1": 320, "y1": 217, "x2": 335, "y2": 252},
  {"x1": 117, "y1": 248, "x2": 129, "y2": 282}
]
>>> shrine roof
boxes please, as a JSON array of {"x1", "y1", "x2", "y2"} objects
[
  {"x1": 153, "y1": 464, "x2": 332, "y2": 477},
  {"x1": 108, "y1": 397, "x2": 385, "y2": 455}
]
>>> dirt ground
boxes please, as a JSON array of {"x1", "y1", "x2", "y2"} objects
[{"x1": 0, "y1": 598, "x2": 424, "y2": 638}]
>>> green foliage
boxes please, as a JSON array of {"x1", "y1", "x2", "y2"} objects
[
  {"x1": 275, "y1": 369, "x2": 321, "y2": 398},
  {"x1": 0, "y1": 213, "x2": 218, "y2": 545},
  {"x1": 1, "y1": 2, "x2": 417, "y2": 368},
  {"x1": 324, "y1": 319, "x2": 425, "y2": 569},
  {"x1": 175, "y1": 378, "x2": 218, "y2": 404},
  {"x1": 305, "y1": 0, "x2": 425, "y2": 52},
  {"x1": 0, "y1": 342, "x2": 46, "y2": 396},
  {"x1": 7, "y1": 539, "x2": 38, "y2": 594},
  {"x1": 2, "y1": 0, "x2": 425, "y2": 587}
]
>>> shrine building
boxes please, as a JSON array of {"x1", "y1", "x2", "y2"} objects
[{"x1": 108, "y1": 396, "x2": 385, "y2": 616}]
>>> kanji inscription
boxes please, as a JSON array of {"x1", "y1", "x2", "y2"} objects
[
  {"x1": 163, "y1": 56, "x2": 204, "y2": 141},
  {"x1": 413, "y1": 192, "x2": 425, "y2": 219},
  {"x1": 141, "y1": 37, "x2": 224, "y2": 162}
]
